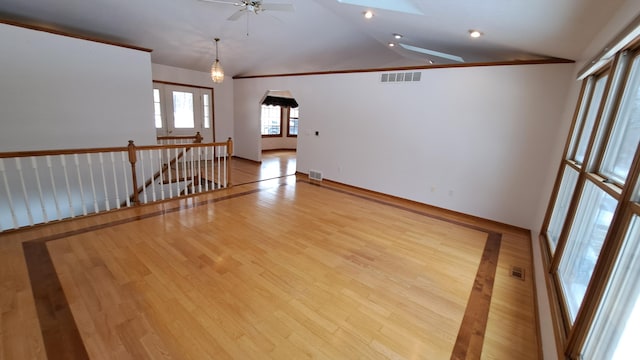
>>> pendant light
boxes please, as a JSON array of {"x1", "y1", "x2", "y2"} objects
[{"x1": 211, "y1": 38, "x2": 224, "y2": 83}]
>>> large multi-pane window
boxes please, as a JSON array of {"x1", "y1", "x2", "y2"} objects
[
  {"x1": 261, "y1": 105, "x2": 282, "y2": 136},
  {"x1": 541, "y1": 36, "x2": 640, "y2": 359},
  {"x1": 261, "y1": 105, "x2": 300, "y2": 138}
]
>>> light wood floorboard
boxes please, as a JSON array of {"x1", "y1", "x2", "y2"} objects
[{"x1": 0, "y1": 153, "x2": 539, "y2": 359}]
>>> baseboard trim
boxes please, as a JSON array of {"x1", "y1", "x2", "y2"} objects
[{"x1": 295, "y1": 171, "x2": 530, "y2": 234}]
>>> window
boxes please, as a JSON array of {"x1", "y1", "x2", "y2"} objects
[
  {"x1": 573, "y1": 74, "x2": 609, "y2": 164},
  {"x1": 172, "y1": 91, "x2": 195, "y2": 128},
  {"x1": 261, "y1": 105, "x2": 282, "y2": 136},
  {"x1": 557, "y1": 181, "x2": 617, "y2": 321},
  {"x1": 288, "y1": 107, "x2": 299, "y2": 137},
  {"x1": 582, "y1": 215, "x2": 640, "y2": 359},
  {"x1": 203, "y1": 93, "x2": 211, "y2": 129},
  {"x1": 153, "y1": 88, "x2": 163, "y2": 129},
  {"x1": 541, "y1": 25, "x2": 640, "y2": 359},
  {"x1": 599, "y1": 55, "x2": 640, "y2": 185},
  {"x1": 546, "y1": 165, "x2": 580, "y2": 253}
]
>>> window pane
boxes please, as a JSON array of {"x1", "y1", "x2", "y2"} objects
[
  {"x1": 575, "y1": 75, "x2": 609, "y2": 164},
  {"x1": 546, "y1": 166, "x2": 580, "y2": 253},
  {"x1": 289, "y1": 107, "x2": 299, "y2": 136},
  {"x1": 558, "y1": 181, "x2": 618, "y2": 322},
  {"x1": 203, "y1": 94, "x2": 211, "y2": 129},
  {"x1": 153, "y1": 89, "x2": 162, "y2": 129},
  {"x1": 582, "y1": 215, "x2": 640, "y2": 360},
  {"x1": 600, "y1": 56, "x2": 640, "y2": 185},
  {"x1": 261, "y1": 105, "x2": 281, "y2": 135},
  {"x1": 173, "y1": 91, "x2": 194, "y2": 128}
]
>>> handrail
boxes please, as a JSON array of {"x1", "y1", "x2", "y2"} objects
[
  {"x1": 0, "y1": 137, "x2": 233, "y2": 232},
  {"x1": 0, "y1": 146, "x2": 129, "y2": 158},
  {"x1": 156, "y1": 131, "x2": 203, "y2": 144}
]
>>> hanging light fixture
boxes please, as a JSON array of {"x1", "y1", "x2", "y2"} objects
[{"x1": 211, "y1": 38, "x2": 224, "y2": 83}]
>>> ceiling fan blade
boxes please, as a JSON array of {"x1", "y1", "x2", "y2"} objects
[
  {"x1": 199, "y1": 0, "x2": 242, "y2": 5},
  {"x1": 260, "y1": 3, "x2": 294, "y2": 12},
  {"x1": 398, "y1": 43, "x2": 465, "y2": 63},
  {"x1": 227, "y1": 9, "x2": 247, "y2": 20}
]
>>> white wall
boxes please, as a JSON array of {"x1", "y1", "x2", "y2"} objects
[
  {"x1": 262, "y1": 135, "x2": 297, "y2": 151},
  {"x1": 152, "y1": 64, "x2": 234, "y2": 144},
  {"x1": 0, "y1": 23, "x2": 155, "y2": 151},
  {"x1": 234, "y1": 64, "x2": 574, "y2": 230}
]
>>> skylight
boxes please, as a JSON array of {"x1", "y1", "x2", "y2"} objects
[
  {"x1": 337, "y1": 0, "x2": 424, "y2": 15},
  {"x1": 399, "y1": 43, "x2": 465, "y2": 63}
]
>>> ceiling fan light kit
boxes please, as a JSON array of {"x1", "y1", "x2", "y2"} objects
[
  {"x1": 211, "y1": 38, "x2": 224, "y2": 83},
  {"x1": 200, "y1": 0, "x2": 294, "y2": 21}
]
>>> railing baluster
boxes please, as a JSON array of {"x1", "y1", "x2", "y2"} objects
[
  {"x1": 99, "y1": 153, "x2": 110, "y2": 211},
  {"x1": 217, "y1": 146, "x2": 222, "y2": 189},
  {"x1": 166, "y1": 148, "x2": 173, "y2": 198},
  {"x1": 0, "y1": 159, "x2": 19, "y2": 229},
  {"x1": 139, "y1": 150, "x2": 147, "y2": 204},
  {"x1": 110, "y1": 152, "x2": 121, "y2": 209},
  {"x1": 197, "y1": 146, "x2": 202, "y2": 193},
  {"x1": 73, "y1": 154, "x2": 87, "y2": 216},
  {"x1": 31, "y1": 157, "x2": 48, "y2": 223},
  {"x1": 150, "y1": 150, "x2": 158, "y2": 202},
  {"x1": 174, "y1": 147, "x2": 180, "y2": 196},
  {"x1": 121, "y1": 152, "x2": 130, "y2": 207},
  {"x1": 157, "y1": 149, "x2": 163, "y2": 201},
  {"x1": 223, "y1": 148, "x2": 227, "y2": 188},
  {"x1": 181, "y1": 146, "x2": 188, "y2": 195},
  {"x1": 203, "y1": 146, "x2": 209, "y2": 192},
  {"x1": 15, "y1": 158, "x2": 34, "y2": 225},
  {"x1": 86, "y1": 154, "x2": 99, "y2": 213},
  {"x1": 60, "y1": 156, "x2": 75, "y2": 218},
  {"x1": 190, "y1": 147, "x2": 195, "y2": 194},
  {"x1": 45, "y1": 156, "x2": 62, "y2": 220}
]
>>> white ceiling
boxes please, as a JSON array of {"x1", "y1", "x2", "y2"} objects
[{"x1": 0, "y1": 0, "x2": 628, "y2": 77}]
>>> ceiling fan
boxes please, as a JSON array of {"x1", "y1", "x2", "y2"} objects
[{"x1": 200, "y1": 0, "x2": 295, "y2": 21}]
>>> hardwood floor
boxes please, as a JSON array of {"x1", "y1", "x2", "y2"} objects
[
  {"x1": 232, "y1": 150, "x2": 296, "y2": 185},
  {"x1": 0, "y1": 168, "x2": 539, "y2": 359}
]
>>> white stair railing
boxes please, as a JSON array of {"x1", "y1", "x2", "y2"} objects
[{"x1": 0, "y1": 137, "x2": 232, "y2": 232}]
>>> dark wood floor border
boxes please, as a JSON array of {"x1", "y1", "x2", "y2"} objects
[
  {"x1": 22, "y1": 241, "x2": 90, "y2": 360},
  {"x1": 451, "y1": 232, "x2": 502, "y2": 360},
  {"x1": 23, "y1": 178, "x2": 503, "y2": 359}
]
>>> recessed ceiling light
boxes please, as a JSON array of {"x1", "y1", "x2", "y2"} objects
[
  {"x1": 388, "y1": 42, "x2": 395, "y2": 47},
  {"x1": 469, "y1": 30, "x2": 483, "y2": 38},
  {"x1": 393, "y1": 33, "x2": 403, "y2": 39},
  {"x1": 363, "y1": 10, "x2": 374, "y2": 19}
]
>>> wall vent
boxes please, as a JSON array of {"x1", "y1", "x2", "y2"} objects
[
  {"x1": 510, "y1": 266, "x2": 525, "y2": 280},
  {"x1": 309, "y1": 170, "x2": 323, "y2": 181},
  {"x1": 381, "y1": 71, "x2": 421, "y2": 83}
]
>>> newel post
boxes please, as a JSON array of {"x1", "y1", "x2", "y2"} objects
[
  {"x1": 195, "y1": 131, "x2": 203, "y2": 143},
  {"x1": 127, "y1": 140, "x2": 139, "y2": 205},
  {"x1": 226, "y1": 137, "x2": 233, "y2": 187}
]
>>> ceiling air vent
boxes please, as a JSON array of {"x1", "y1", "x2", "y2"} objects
[{"x1": 381, "y1": 71, "x2": 421, "y2": 83}]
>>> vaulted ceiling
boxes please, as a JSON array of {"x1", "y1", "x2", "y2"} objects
[{"x1": 0, "y1": 0, "x2": 629, "y2": 77}]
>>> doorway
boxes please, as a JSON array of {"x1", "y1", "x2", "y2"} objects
[
  {"x1": 153, "y1": 82, "x2": 214, "y2": 141},
  {"x1": 257, "y1": 90, "x2": 298, "y2": 182}
]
